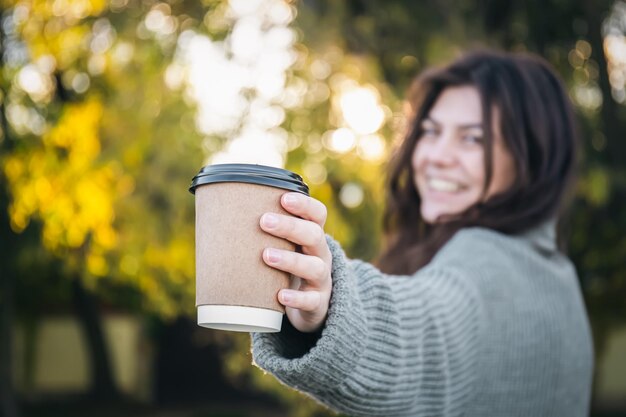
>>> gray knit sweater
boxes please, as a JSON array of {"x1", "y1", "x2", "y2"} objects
[{"x1": 251, "y1": 222, "x2": 594, "y2": 417}]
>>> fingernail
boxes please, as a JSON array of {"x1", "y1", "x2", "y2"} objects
[
  {"x1": 262, "y1": 213, "x2": 278, "y2": 228},
  {"x1": 283, "y1": 193, "x2": 297, "y2": 207},
  {"x1": 280, "y1": 290, "x2": 293, "y2": 303},
  {"x1": 265, "y1": 248, "x2": 281, "y2": 263}
]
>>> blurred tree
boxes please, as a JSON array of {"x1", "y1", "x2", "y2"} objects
[{"x1": 0, "y1": 0, "x2": 207, "y2": 403}]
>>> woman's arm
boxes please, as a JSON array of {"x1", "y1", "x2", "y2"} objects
[{"x1": 252, "y1": 235, "x2": 481, "y2": 417}]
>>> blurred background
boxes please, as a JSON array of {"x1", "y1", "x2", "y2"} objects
[{"x1": 0, "y1": 0, "x2": 625, "y2": 416}]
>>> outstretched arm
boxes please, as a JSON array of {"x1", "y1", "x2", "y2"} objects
[{"x1": 253, "y1": 234, "x2": 481, "y2": 417}]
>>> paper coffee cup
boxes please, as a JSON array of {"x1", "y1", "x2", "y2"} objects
[{"x1": 189, "y1": 164, "x2": 309, "y2": 333}]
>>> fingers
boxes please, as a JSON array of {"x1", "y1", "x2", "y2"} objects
[
  {"x1": 281, "y1": 192, "x2": 327, "y2": 227},
  {"x1": 260, "y1": 213, "x2": 328, "y2": 258},
  {"x1": 278, "y1": 289, "x2": 322, "y2": 313},
  {"x1": 260, "y1": 193, "x2": 332, "y2": 333},
  {"x1": 263, "y1": 248, "x2": 331, "y2": 329},
  {"x1": 263, "y1": 248, "x2": 329, "y2": 289}
]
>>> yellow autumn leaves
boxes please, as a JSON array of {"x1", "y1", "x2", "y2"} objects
[
  {"x1": 10, "y1": 0, "x2": 107, "y2": 70},
  {"x1": 3, "y1": 95, "x2": 194, "y2": 317},
  {"x1": 4, "y1": 98, "x2": 132, "y2": 277}
]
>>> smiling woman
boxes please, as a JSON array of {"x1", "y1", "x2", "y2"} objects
[
  {"x1": 378, "y1": 50, "x2": 580, "y2": 273},
  {"x1": 412, "y1": 86, "x2": 516, "y2": 223},
  {"x1": 250, "y1": 49, "x2": 593, "y2": 417}
]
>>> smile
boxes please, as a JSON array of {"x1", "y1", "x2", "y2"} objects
[{"x1": 427, "y1": 177, "x2": 465, "y2": 192}]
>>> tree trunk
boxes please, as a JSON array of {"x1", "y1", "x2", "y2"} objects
[
  {"x1": 0, "y1": 263, "x2": 19, "y2": 417},
  {"x1": 0, "y1": 111, "x2": 19, "y2": 417},
  {"x1": 71, "y1": 278, "x2": 120, "y2": 402}
]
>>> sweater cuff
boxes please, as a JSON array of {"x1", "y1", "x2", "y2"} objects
[{"x1": 251, "y1": 235, "x2": 368, "y2": 394}]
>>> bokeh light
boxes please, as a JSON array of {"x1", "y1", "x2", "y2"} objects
[
  {"x1": 338, "y1": 85, "x2": 385, "y2": 135},
  {"x1": 603, "y1": 2, "x2": 626, "y2": 103},
  {"x1": 339, "y1": 182, "x2": 364, "y2": 208},
  {"x1": 357, "y1": 134, "x2": 386, "y2": 162},
  {"x1": 325, "y1": 128, "x2": 356, "y2": 153},
  {"x1": 171, "y1": 0, "x2": 298, "y2": 168}
]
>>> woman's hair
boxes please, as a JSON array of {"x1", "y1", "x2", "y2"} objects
[{"x1": 377, "y1": 49, "x2": 579, "y2": 275}]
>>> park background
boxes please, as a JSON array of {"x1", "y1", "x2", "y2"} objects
[{"x1": 1, "y1": 0, "x2": 625, "y2": 416}]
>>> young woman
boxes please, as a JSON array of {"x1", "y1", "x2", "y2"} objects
[{"x1": 253, "y1": 50, "x2": 593, "y2": 416}]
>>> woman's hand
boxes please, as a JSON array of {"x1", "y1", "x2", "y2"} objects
[{"x1": 260, "y1": 192, "x2": 332, "y2": 333}]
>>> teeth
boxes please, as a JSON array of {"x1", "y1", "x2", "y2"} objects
[{"x1": 428, "y1": 178, "x2": 462, "y2": 192}]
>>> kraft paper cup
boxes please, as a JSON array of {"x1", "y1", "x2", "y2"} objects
[{"x1": 189, "y1": 164, "x2": 309, "y2": 333}]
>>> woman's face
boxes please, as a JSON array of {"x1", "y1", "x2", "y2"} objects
[{"x1": 412, "y1": 86, "x2": 516, "y2": 223}]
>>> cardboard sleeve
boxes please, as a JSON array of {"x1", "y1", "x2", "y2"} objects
[{"x1": 195, "y1": 182, "x2": 294, "y2": 313}]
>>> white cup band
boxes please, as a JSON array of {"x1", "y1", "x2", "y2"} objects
[{"x1": 197, "y1": 305, "x2": 283, "y2": 333}]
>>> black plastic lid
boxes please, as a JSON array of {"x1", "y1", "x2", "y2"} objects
[{"x1": 189, "y1": 163, "x2": 309, "y2": 195}]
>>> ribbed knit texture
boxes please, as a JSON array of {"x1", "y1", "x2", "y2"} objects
[{"x1": 251, "y1": 222, "x2": 594, "y2": 417}]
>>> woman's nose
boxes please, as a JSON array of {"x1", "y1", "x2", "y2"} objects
[{"x1": 425, "y1": 135, "x2": 456, "y2": 166}]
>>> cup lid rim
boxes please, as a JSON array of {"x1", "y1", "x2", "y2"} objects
[{"x1": 189, "y1": 163, "x2": 309, "y2": 195}]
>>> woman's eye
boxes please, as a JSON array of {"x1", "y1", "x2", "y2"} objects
[
  {"x1": 463, "y1": 134, "x2": 483, "y2": 144},
  {"x1": 421, "y1": 128, "x2": 439, "y2": 138}
]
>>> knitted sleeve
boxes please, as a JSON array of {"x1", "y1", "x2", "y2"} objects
[{"x1": 251, "y1": 236, "x2": 481, "y2": 417}]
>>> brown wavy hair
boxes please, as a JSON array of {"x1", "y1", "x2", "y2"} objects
[{"x1": 376, "y1": 50, "x2": 579, "y2": 274}]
